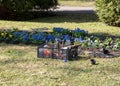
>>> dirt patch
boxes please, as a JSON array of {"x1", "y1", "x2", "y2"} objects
[{"x1": 78, "y1": 47, "x2": 120, "y2": 58}]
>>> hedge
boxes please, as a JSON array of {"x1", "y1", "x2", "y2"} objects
[{"x1": 95, "y1": 0, "x2": 120, "y2": 26}]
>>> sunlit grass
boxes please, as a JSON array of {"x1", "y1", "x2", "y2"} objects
[
  {"x1": 0, "y1": 9, "x2": 120, "y2": 86},
  {"x1": 0, "y1": 43, "x2": 120, "y2": 86},
  {"x1": 58, "y1": 0, "x2": 95, "y2": 7},
  {"x1": 0, "y1": 14, "x2": 120, "y2": 36}
]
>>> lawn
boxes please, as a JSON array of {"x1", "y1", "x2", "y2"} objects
[
  {"x1": 0, "y1": 13, "x2": 120, "y2": 36},
  {"x1": 58, "y1": 0, "x2": 95, "y2": 7},
  {"x1": 0, "y1": 43, "x2": 120, "y2": 86},
  {"x1": 0, "y1": 10, "x2": 120, "y2": 86}
]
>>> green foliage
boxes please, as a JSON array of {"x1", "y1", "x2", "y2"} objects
[
  {"x1": 95, "y1": 0, "x2": 120, "y2": 26},
  {"x1": 0, "y1": 0, "x2": 58, "y2": 13},
  {"x1": 0, "y1": 0, "x2": 34, "y2": 12},
  {"x1": 34, "y1": 0, "x2": 58, "y2": 10}
]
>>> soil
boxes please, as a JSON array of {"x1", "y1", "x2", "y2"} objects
[{"x1": 78, "y1": 46, "x2": 120, "y2": 58}]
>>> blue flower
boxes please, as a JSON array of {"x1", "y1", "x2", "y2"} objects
[
  {"x1": 76, "y1": 28, "x2": 81, "y2": 32},
  {"x1": 79, "y1": 37, "x2": 86, "y2": 43},
  {"x1": 45, "y1": 34, "x2": 55, "y2": 41},
  {"x1": 13, "y1": 32, "x2": 21, "y2": 37},
  {"x1": 79, "y1": 37, "x2": 83, "y2": 41},
  {"x1": 63, "y1": 35, "x2": 70, "y2": 40},
  {"x1": 53, "y1": 27, "x2": 65, "y2": 33},
  {"x1": 20, "y1": 31, "x2": 28, "y2": 36},
  {"x1": 46, "y1": 34, "x2": 51, "y2": 41},
  {"x1": 40, "y1": 32, "x2": 44, "y2": 36},
  {"x1": 58, "y1": 39, "x2": 62, "y2": 44},
  {"x1": 74, "y1": 38, "x2": 79, "y2": 42},
  {"x1": 32, "y1": 34, "x2": 42, "y2": 40},
  {"x1": 23, "y1": 35, "x2": 30, "y2": 41},
  {"x1": 39, "y1": 35, "x2": 45, "y2": 40}
]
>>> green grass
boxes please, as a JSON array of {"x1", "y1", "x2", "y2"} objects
[
  {"x1": 0, "y1": 43, "x2": 120, "y2": 86},
  {"x1": 58, "y1": 0, "x2": 95, "y2": 7},
  {"x1": 0, "y1": 13, "x2": 120, "y2": 36},
  {"x1": 0, "y1": 12, "x2": 120, "y2": 85}
]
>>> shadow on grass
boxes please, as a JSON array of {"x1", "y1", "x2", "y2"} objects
[
  {"x1": 90, "y1": 32, "x2": 120, "y2": 39},
  {"x1": 56, "y1": 63, "x2": 94, "y2": 75},
  {"x1": 0, "y1": 58, "x2": 29, "y2": 65},
  {"x1": 72, "y1": 56, "x2": 90, "y2": 61},
  {"x1": 59, "y1": 66, "x2": 93, "y2": 74},
  {"x1": 0, "y1": 11, "x2": 98, "y2": 23},
  {"x1": 30, "y1": 12, "x2": 98, "y2": 23},
  {"x1": 0, "y1": 48, "x2": 30, "y2": 65},
  {"x1": 0, "y1": 44, "x2": 35, "y2": 65},
  {"x1": 78, "y1": 56, "x2": 91, "y2": 60}
]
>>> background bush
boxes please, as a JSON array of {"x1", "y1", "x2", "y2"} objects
[
  {"x1": 0, "y1": 0, "x2": 58, "y2": 20},
  {"x1": 95, "y1": 0, "x2": 120, "y2": 26},
  {"x1": 34, "y1": 0, "x2": 58, "y2": 11},
  {"x1": 0, "y1": 0, "x2": 34, "y2": 12},
  {"x1": 0, "y1": 0, "x2": 58, "y2": 13}
]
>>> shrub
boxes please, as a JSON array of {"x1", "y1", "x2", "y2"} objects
[
  {"x1": 0, "y1": 0, "x2": 58, "y2": 12},
  {"x1": 0, "y1": 0, "x2": 34, "y2": 12},
  {"x1": 0, "y1": 0, "x2": 58, "y2": 20},
  {"x1": 34, "y1": 0, "x2": 58, "y2": 11},
  {"x1": 95, "y1": 0, "x2": 120, "y2": 26}
]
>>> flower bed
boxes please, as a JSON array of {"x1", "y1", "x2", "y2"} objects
[
  {"x1": 0, "y1": 27, "x2": 88, "y2": 45},
  {"x1": 0, "y1": 27, "x2": 120, "y2": 58}
]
